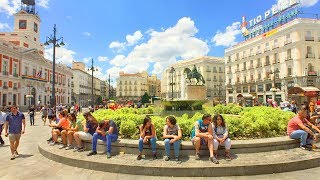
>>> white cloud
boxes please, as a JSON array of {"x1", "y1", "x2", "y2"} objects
[
  {"x1": 126, "y1": 30, "x2": 143, "y2": 46},
  {"x1": 0, "y1": 22, "x2": 11, "y2": 31},
  {"x1": 82, "y1": 32, "x2": 91, "y2": 37},
  {"x1": 0, "y1": 0, "x2": 50, "y2": 15},
  {"x1": 45, "y1": 46, "x2": 76, "y2": 65},
  {"x1": 82, "y1": 57, "x2": 92, "y2": 64},
  {"x1": 110, "y1": 55, "x2": 126, "y2": 67},
  {"x1": 108, "y1": 41, "x2": 126, "y2": 52},
  {"x1": 211, "y1": 22, "x2": 241, "y2": 47},
  {"x1": 37, "y1": 0, "x2": 50, "y2": 8},
  {"x1": 107, "y1": 17, "x2": 209, "y2": 77},
  {"x1": 276, "y1": 0, "x2": 319, "y2": 7},
  {"x1": 86, "y1": 66, "x2": 107, "y2": 81},
  {"x1": 97, "y1": 56, "x2": 108, "y2": 62}
]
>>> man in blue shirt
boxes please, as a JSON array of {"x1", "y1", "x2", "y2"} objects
[{"x1": 4, "y1": 105, "x2": 26, "y2": 160}]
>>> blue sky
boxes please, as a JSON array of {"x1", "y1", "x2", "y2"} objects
[{"x1": 0, "y1": 0, "x2": 319, "y2": 81}]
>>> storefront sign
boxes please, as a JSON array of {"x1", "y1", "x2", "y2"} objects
[
  {"x1": 241, "y1": 0, "x2": 300, "y2": 40},
  {"x1": 305, "y1": 91, "x2": 318, "y2": 96}
]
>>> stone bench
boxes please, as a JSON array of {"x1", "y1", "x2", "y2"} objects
[{"x1": 81, "y1": 136, "x2": 302, "y2": 156}]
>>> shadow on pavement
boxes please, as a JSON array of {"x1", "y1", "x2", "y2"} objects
[{"x1": 18, "y1": 154, "x2": 34, "y2": 159}]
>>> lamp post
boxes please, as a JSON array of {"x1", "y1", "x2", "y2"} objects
[
  {"x1": 218, "y1": 83, "x2": 222, "y2": 103},
  {"x1": 108, "y1": 74, "x2": 113, "y2": 100},
  {"x1": 270, "y1": 68, "x2": 280, "y2": 101},
  {"x1": 169, "y1": 67, "x2": 175, "y2": 100},
  {"x1": 88, "y1": 58, "x2": 98, "y2": 109},
  {"x1": 44, "y1": 24, "x2": 65, "y2": 108}
]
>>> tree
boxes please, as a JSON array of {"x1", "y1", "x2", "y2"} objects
[
  {"x1": 96, "y1": 96, "x2": 102, "y2": 104},
  {"x1": 141, "y1": 92, "x2": 150, "y2": 104}
]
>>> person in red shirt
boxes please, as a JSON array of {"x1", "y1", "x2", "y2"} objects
[{"x1": 287, "y1": 106, "x2": 320, "y2": 150}]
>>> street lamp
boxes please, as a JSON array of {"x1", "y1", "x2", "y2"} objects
[
  {"x1": 218, "y1": 83, "x2": 222, "y2": 103},
  {"x1": 88, "y1": 58, "x2": 98, "y2": 109},
  {"x1": 44, "y1": 24, "x2": 65, "y2": 108},
  {"x1": 107, "y1": 74, "x2": 113, "y2": 100},
  {"x1": 169, "y1": 67, "x2": 175, "y2": 100},
  {"x1": 269, "y1": 68, "x2": 280, "y2": 101}
]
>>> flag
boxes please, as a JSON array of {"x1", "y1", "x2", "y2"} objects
[{"x1": 36, "y1": 70, "x2": 42, "y2": 78}]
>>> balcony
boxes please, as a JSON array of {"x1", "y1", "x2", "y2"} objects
[
  {"x1": 2, "y1": 71, "x2": 8, "y2": 76},
  {"x1": 207, "y1": 78, "x2": 211, "y2": 81},
  {"x1": 284, "y1": 39, "x2": 292, "y2": 45},
  {"x1": 3, "y1": 85, "x2": 8, "y2": 89},
  {"x1": 264, "y1": 47, "x2": 270, "y2": 52},
  {"x1": 13, "y1": 86, "x2": 18, "y2": 90},
  {"x1": 256, "y1": 50, "x2": 262, "y2": 55},
  {"x1": 235, "y1": 69, "x2": 240, "y2": 72},
  {"x1": 306, "y1": 53, "x2": 315, "y2": 58},
  {"x1": 285, "y1": 56, "x2": 293, "y2": 61},
  {"x1": 13, "y1": 73, "x2": 18, "y2": 77},
  {"x1": 206, "y1": 69, "x2": 211, "y2": 72},
  {"x1": 308, "y1": 71, "x2": 317, "y2": 76},
  {"x1": 272, "y1": 44, "x2": 279, "y2": 49},
  {"x1": 305, "y1": 36, "x2": 314, "y2": 41}
]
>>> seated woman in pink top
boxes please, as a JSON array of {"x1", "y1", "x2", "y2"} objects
[
  {"x1": 49, "y1": 111, "x2": 70, "y2": 146},
  {"x1": 287, "y1": 106, "x2": 320, "y2": 150}
]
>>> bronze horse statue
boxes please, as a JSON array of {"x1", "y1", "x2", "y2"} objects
[{"x1": 183, "y1": 68, "x2": 205, "y2": 85}]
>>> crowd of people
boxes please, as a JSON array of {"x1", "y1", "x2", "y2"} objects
[{"x1": 43, "y1": 110, "x2": 232, "y2": 163}]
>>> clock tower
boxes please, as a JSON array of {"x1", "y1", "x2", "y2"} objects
[{"x1": 11, "y1": 0, "x2": 44, "y2": 54}]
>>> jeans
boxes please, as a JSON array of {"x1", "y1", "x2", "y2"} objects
[
  {"x1": 0, "y1": 124, "x2": 4, "y2": 144},
  {"x1": 290, "y1": 130, "x2": 312, "y2": 146},
  {"x1": 164, "y1": 139, "x2": 181, "y2": 157},
  {"x1": 30, "y1": 115, "x2": 34, "y2": 125},
  {"x1": 138, "y1": 137, "x2": 157, "y2": 153},
  {"x1": 92, "y1": 132, "x2": 118, "y2": 153}
]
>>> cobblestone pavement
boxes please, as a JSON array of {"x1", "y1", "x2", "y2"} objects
[{"x1": 1, "y1": 113, "x2": 320, "y2": 180}]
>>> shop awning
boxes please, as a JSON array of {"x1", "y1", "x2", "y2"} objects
[
  {"x1": 237, "y1": 93, "x2": 253, "y2": 98},
  {"x1": 288, "y1": 86, "x2": 320, "y2": 95}
]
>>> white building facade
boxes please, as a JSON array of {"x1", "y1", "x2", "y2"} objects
[{"x1": 161, "y1": 56, "x2": 225, "y2": 101}]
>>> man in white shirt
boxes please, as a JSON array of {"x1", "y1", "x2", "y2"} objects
[{"x1": 0, "y1": 107, "x2": 7, "y2": 145}]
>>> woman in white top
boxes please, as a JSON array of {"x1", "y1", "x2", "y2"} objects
[{"x1": 212, "y1": 114, "x2": 232, "y2": 160}]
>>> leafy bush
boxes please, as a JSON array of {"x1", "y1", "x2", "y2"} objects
[{"x1": 79, "y1": 106, "x2": 295, "y2": 140}]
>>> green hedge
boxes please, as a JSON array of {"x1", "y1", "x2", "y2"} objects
[{"x1": 79, "y1": 106, "x2": 295, "y2": 140}]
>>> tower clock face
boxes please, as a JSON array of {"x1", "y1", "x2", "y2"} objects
[
  {"x1": 19, "y1": 20, "x2": 27, "y2": 29},
  {"x1": 34, "y1": 23, "x2": 38, "y2": 32}
]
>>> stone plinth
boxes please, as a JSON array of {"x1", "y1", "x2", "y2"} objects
[{"x1": 186, "y1": 85, "x2": 206, "y2": 100}]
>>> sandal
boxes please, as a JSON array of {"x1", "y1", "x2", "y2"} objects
[{"x1": 225, "y1": 153, "x2": 232, "y2": 161}]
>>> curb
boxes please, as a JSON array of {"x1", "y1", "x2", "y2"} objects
[{"x1": 38, "y1": 143, "x2": 320, "y2": 177}]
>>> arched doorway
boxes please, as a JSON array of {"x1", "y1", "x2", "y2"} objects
[{"x1": 31, "y1": 87, "x2": 36, "y2": 106}]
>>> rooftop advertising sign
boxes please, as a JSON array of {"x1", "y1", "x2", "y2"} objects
[{"x1": 241, "y1": 0, "x2": 300, "y2": 40}]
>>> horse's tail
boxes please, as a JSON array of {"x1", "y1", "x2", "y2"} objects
[{"x1": 201, "y1": 74, "x2": 205, "y2": 84}]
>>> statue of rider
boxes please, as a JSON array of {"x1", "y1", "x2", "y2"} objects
[{"x1": 192, "y1": 65, "x2": 198, "y2": 79}]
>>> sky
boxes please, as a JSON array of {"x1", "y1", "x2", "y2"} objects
[{"x1": 0, "y1": 0, "x2": 319, "y2": 83}]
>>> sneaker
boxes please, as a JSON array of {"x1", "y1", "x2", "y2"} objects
[
  {"x1": 225, "y1": 153, "x2": 232, "y2": 161},
  {"x1": 65, "y1": 145, "x2": 73, "y2": 150},
  {"x1": 59, "y1": 144, "x2": 67, "y2": 149},
  {"x1": 77, "y1": 147, "x2": 85, "y2": 152},
  {"x1": 87, "y1": 151, "x2": 97, "y2": 156},
  {"x1": 195, "y1": 153, "x2": 201, "y2": 160},
  {"x1": 209, "y1": 156, "x2": 219, "y2": 164},
  {"x1": 175, "y1": 157, "x2": 180, "y2": 162},
  {"x1": 10, "y1": 154, "x2": 15, "y2": 160},
  {"x1": 136, "y1": 154, "x2": 142, "y2": 160},
  {"x1": 164, "y1": 156, "x2": 170, "y2": 161},
  {"x1": 107, "y1": 152, "x2": 111, "y2": 158},
  {"x1": 47, "y1": 137, "x2": 53, "y2": 142},
  {"x1": 49, "y1": 141, "x2": 56, "y2": 146},
  {"x1": 152, "y1": 153, "x2": 157, "y2": 160},
  {"x1": 73, "y1": 147, "x2": 80, "y2": 152},
  {"x1": 300, "y1": 145, "x2": 312, "y2": 151}
]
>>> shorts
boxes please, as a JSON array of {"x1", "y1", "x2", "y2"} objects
[
  {"x1": 42, "y1": 115, "x2": 47, "y2": 118},
  {"x1": 78, "y1": 132, "x2": 93, "y2": 141},
  {"x1": 191, "y1": 137, "x2": 207, "y2": 145},
  {"x1": 54, "y1": 127, "x2": 64, "y2": 132},
  {"x1": 48, "y1": 115, "x2": 54, "y2": 120},
  {"x1": 9, "y1": 134, "x2": 21, "y2": 142}
]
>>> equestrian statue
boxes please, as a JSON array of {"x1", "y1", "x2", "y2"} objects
[{"x1": 183, "y1": 65, "x2": 205, "y2": 85}]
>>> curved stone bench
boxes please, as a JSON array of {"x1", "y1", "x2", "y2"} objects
[
  {"x1": 39, "y1": 141, "x2": 320, "y2": 177},
  {"x1": 83, "y1": 136, "x2": 301, "y2": 156}
]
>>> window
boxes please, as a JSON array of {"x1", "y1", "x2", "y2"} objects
[
  {"x1": 45, "y1": 72, "x2": 47, "y2": 80},
  {"x1": 3, "y1": 61, "x2": 8, "y2": 72},
  {"x1": 307, "y1": 46, "x2": 312, "y2": 54},
  {"x1": 274, "y1": 53, "x2": 279, "y2": 63},
  {"x1": 25, "y1": 67, "x2": 28, "y2": 75},
  {"x1": 250, "y1": 60, "x2": 253, "y2": 68},
  {"x1": 236, "y1": 53, "x2": 239, "y2": 60},
  {"x1": 274, "y1": 39, "x2": 278, "y2": 47},
  {"x1": 258, "y1": 84, "x2": 264, "y2": 92},
  {"x1": 287, "y1": 49, "x2": 292, "y2": 59},
  {"x1": 243, "y1": 62, "x2": 246, "y2": 70},
  {"x1": 286, "y1": 34, "x2": 291, "y2": 39},
  {"x1": 305, "y1": 30, "x2": 313, "y2": 41},
  {"x1": 219, "y1": 67, "x2": 222, "y2": 72},
  {"x1": 258, "y1": 58, "x2": 261, "y2": 67},
  {"x1": 33, "y1": 69, "x2": 36, "y2": 76},
  {"x1": 287, "y1": 67, "x2": 292, "y2": 77},
  {"x1": 243, "y1": 51, "x2": 246, "y2": 58},
  {"x1": 250, "y1": 48, "x2": 253, "y2": 56},
  {"x1": 265, "y1": 56, "x2": 270, "y2": 65},
  {"x1": 258, "y1": 74, "x2": 262, "y2": 80},
  {"x1": 213, "y1": 67, "x2": 217, "y2": 72},
  {"x1": 13, "y1": 64, "x2": 17, "y2": 75}
]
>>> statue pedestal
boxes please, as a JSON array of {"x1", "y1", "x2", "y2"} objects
[{"x1": 186, "y1": 85, "x2": 207, "y2": 100}]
